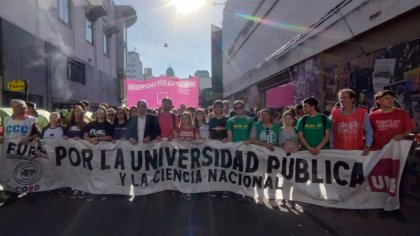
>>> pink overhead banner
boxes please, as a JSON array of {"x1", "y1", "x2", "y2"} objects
[
  {"x1": 266, "y1": 83, "x2": 295, "y2": 108},
  {"x1": 126, "y1": 76, "x2": 199, "y2": 108}
]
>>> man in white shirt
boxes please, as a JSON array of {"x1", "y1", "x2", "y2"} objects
[{"x1": 125, "y1": 100, "x2": 160, "y2": 144}]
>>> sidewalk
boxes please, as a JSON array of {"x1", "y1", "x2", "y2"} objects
[{"x1": 301, "y1": 194, "x2": 420, "y2": 236}]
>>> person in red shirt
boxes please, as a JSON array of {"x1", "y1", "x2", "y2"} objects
[
  {"x1": 369, "y1": 90, "x2": 415, "y2": 222},
  {"x1": 157, "y1": 97, "x2": 179, "y2": 141},
  {"x1": 330, "y1": 88, "x2": 373, "y2": 156},
  {"x1": 370, "y1": 90, "x2": 414, "y2": 150},
  {"x1": 174, "y1": 112, "x2": 199, "y2": 141}
]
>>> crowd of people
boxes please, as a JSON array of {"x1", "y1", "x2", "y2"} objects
[{"x1": 0, "y1": 88, "x2": 415, "y2": 222}]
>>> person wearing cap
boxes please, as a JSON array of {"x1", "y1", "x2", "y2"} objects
[
  {"x1": 0, "y1": 99, "x2": 40, "y2": 205},
  {"x1": 222, "y1": 100, "x2": 232, "y2": 118},
  {"x1": 370, "y1": 90, "x2": 414, "y2": 222},
  {"x1": 27, "y1": 101, "x2": 48, "y2": 130}
]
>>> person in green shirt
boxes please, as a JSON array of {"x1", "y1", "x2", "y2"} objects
[
  {"x1": 296, "y1": 97, "x2": 331, "y2": 155},
  {"x1": 250, "y1": 109, "x2": 281, "y2": 150},
  {"x1": 226, "y1": 100, "x2": 255, "y2": 202},
  {"x1": 250, "y1": 108, "x2": 281, "y2": 207},
  {"x1": 226, "y1": 100, "x2": 254, "y2": 143}
]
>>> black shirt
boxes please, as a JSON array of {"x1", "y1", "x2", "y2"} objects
[
  {"x1": 208, "y1": 117, "x2": 228, "y2": 140},
  {"x1": 85, "y1": 121, "x2": 114, "y2": 138}
]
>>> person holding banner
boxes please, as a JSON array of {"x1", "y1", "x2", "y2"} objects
[
  {"x1": 297, "y1": 97, "x2": 331, "y2": 155},
  {"x1": 330, "y1": 89, "x2": 373, "y2": 156},
  {"x1": 370, "y1": 90, "x2": 415, "y2": 222},
  {"x1": 330, "y1": 88, "x2": 373, "y2": 218},
  {"x1": 83, "y1": 106, "x2": 113, "y2": 145},
  {"x1": 64, "y1": 104, "x2": 89, "y2": 199},
  {"x1": 250, "y1": 109, "x2": 280, "y2": 151},
  {"x1": 227, "y1": 100, "x2": 255, "y2": 144},
  {"x1": 174, "y1": 112, "x2": 199, "y2": 201},
  {"x1": 107, "y1": 108, "x2": 116, "y2": 124},
  {"x1": 125, "y1": 100, "x2": 160, "y2": 144},
  {"x1": 83, "y1": 106, "x2": 114, "y2": 201},
  {"x1": 64, "y1": 104, "x2": 88, "y2": 140},
  {"x1": 112, "y1": 107, "x2": 129, "y2": 142},
  {"x1": 194, "y1": 109, "x2": 209, "y2": 140},
  {"x1": 175, "y1": 112, "x2": 199, "y2": 141},
  {"x1": 209, "y1": 100, "x2": 228, "y2": 142},
  {"x1": 41, "y1": 112, "x2": 64, "y2": 139},
  {"x1": 0, "y1": 99, "x2": 40, "y2": 205},
  {"x1": 157, "y1": 98, "x2": 179, "y2": 141},
  {"x1": 208, "y1": 100, "x2": 229, "y2": 198},
  {"x1": 279, "y1": 110, "x2": 299, "y2": 154},
  {"x1": 227, "y1": 100, "x2": 255, "y2": 202},
  {"x1": 250, "y1": 109, "x2": 281, "y2": 207}
]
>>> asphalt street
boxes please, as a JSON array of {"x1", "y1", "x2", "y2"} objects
[
  {"x1": 0, "y1": 192, "x2": 330, "y2": 236},
  {"x1": 1, "y1": 191, "x2": 419, "y2": 236}
]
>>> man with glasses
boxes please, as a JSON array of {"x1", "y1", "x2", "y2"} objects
[
  {"x1": 226, "y1": 100, "x2": 254, "y2": 202},
  {"x1": 125, "y1": 100, "x2": 160, "y2": 144}
]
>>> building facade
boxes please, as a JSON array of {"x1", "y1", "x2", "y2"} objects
[
  {"x1": 222, "y1": 0, "x2": 420, "y2": 116},
  {"x1": 195, "y1": 70, "x2": 212, "y2": 107},
  {"x1": 166, "y1": 66, "x2": 175, "y2": 77},
  {"x1": 0, "y1": 0, "x2": 137, "y2": 109},
  {"x1": 126, "y1": 51, "x2": 144, "y2": 80},
  {"x1": 144, "y1": 67, "x2": 153, "y2": 79},
  {"x1": 211, "y1": 24, "x2": 223, "y2": 101}
]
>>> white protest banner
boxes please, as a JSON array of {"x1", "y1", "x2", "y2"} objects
[{"x1": 0, "y1": 139, "x2": 411, "y2": 210}]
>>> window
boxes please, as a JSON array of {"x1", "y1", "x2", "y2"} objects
[
  {"x1": 103, "y1": 33, "x2": 110, "y2": 56},
  {"x1": 58, "y1": 0, "x2": 70, "y2": 25},
  {"x1": 67, "y1": 59, "x2": 86, "y2": 84},
  {"x1": 86, "y1": 19, "x2": 94, "y2": 44}
]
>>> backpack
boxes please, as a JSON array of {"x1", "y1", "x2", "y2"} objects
[{"x1": 301, "y1": 114, "x2": 327, "y2": 136}]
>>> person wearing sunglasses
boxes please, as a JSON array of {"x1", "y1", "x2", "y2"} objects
[
  {"x1": 226, "y1": 100, "x2": 255, "y2": 144},
  {"x1": 107, "y1": 108, "x2": 116, "y2": 124},
  {"x1": 226, "y1": 100, "x2": 255, "y2": 202}
]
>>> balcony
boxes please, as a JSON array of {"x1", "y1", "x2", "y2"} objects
[
  {"x1": 85, "y1": 3, "x2": 107, "y2": 22},
  {"x1": 103, "y1": 25, "x2": 120, "y2": 37}
]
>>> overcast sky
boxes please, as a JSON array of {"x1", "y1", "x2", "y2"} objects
[{"x1": 114, "y1": 0, "x2": 224, "y2": 78}]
